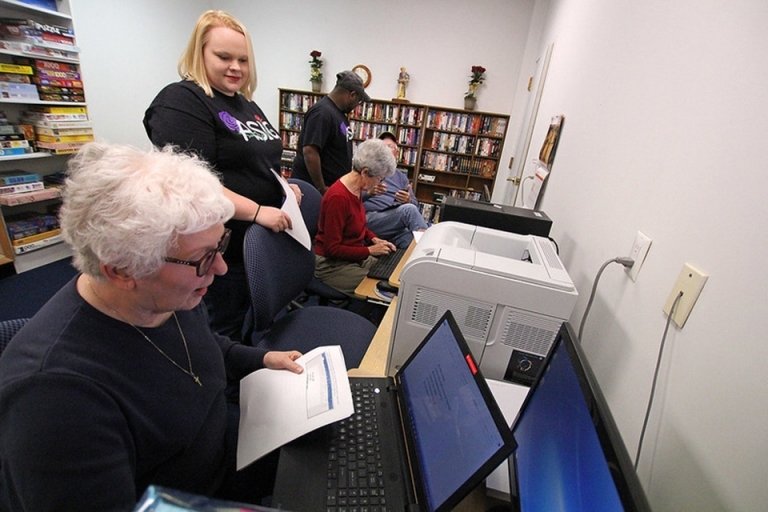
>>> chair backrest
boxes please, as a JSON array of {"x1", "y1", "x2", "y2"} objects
[
  {"x1": 0, "y1": 318, "x2": 29, "y2": 357},
  {"x1": 289, "y1": 178, "x2": 322, "y2": 240},
  {"x1": 243, "y1": 224, "x2": 315, "y2": 333}
]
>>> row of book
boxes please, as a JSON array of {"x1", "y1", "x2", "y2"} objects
[
  {"x1": 349, "y1": 121, "x2": 394, "y2": 141},
  {"x1": 21, "y1": 104, "x2": 93, "y2": 155},
  {"x1": 0, "y1": 57, "x2": 85, "y2": 103},
  {"x1": 418, "y1": 203, "x2": 442, "y2": 224},
  {"x1": 1, "y1": 169, "x2": 64, "y2": 255},
  {"x1": 427, "y1": 132, "x2": 476, "y2": 155},
  {"x1": 280, "y1": 92, "x2": 321, "y2": 113},
  {"x1": 425, "y1": 111, "x2": 508, "y2": 137},
  {"x1": 429, "y1": 189, "x2": 483, "y2": 209},
  {"x1": 351, "y1": 102, "x2": 399, "y2": 123},
  {"x1": 0, "y1": 16, "x2": 78, "y2": 62},
  {"x1": 398, "y1": 147, "x2": 419, "y2": 166},
  {"x1": 425, "y1": 132, "x2": 503, "y2": 158},
  {"x1": 397, "y1": 127, "x2": 420, "y2": 147},
  {"x1": 475, "y1": 137, "x2": 503, "y2": 158},
  {"x1": 420, "y1": 151, "x2": 496, "y2": 177},
  {"x1": 279, "y1": 111, "x2": 304, "y2": 131},
  {"x1": 281, "y1": 130, "x2": 299, "y2": 150},
  {"x1": 399, "y1": 106, "x2": 424, "y2": 127},
  {"x1": 0, "y1": 169, "x2": 63, "y2": 205}
]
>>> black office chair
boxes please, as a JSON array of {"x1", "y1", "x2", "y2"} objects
[
  {"x1": 243, "y1": 224, "x2": 376, "y2": 369},
  {"x1": 288, "y1": 178, "x2": 350, "y2": 305},
  {"x1": 0, "y1": 318, "x2": 29, "y2": 357}
]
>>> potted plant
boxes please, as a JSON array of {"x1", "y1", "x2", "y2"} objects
[
  {"x1": 464, "y1": 65, "x2": 486, "y2": 110},
  {"x1": 309, "y1": 50, "x2": 323, "y2": 92}
]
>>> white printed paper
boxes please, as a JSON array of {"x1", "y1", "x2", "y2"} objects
[
  {"x1": 236, "y1": 346, "x2": 353, "y2": 470},
  {"x1": 271, "y1": 169, "x2": 311, "y2": 250}
]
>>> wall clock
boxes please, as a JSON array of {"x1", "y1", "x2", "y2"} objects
[{"x1": 352, "y1": 65, "x2": 372, "y2": 88}]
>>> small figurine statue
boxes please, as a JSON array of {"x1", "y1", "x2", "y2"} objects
[{"x1": 396, "y1": 67, "x2": 410, "y2": 100}]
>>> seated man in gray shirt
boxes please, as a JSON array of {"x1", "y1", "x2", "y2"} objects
[{"x1": 363, "y1": 131, "x2": 428, "y2": 248}]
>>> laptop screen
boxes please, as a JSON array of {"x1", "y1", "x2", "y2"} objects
[
  {"x1": 398, "y1": 313, "x2": 514, "y2": 512},
  {"x1": 510, "y1": 323, "x2": 651, "y2": 511}
]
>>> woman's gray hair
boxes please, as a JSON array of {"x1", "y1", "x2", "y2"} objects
[
  {"x1": 60, "y1": 142, "x2": 234, "y2": 279},
  {"x1": 352, "y1": 138, "x2": 396, "y2": 178}
]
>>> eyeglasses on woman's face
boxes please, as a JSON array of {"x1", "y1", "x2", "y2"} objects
[{"x1": 164, "y1": 228, "x2": 231, "y2": 277}]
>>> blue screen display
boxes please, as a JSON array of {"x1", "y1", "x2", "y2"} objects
[
  {"x1": 513, "y1": 338, "x2": 624, "y2": 511},
  {"x1": 399, "y1": 320, "x2": 506, "y2": 512}
]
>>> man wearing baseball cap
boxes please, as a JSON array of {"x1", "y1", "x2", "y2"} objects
[{"x1": 292, "y1": 71, "x2": 370, "y2": 194}]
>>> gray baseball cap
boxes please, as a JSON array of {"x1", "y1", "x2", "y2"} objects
[{"x1": 335, "y1": 70, "x2": 371, "y2": 102}]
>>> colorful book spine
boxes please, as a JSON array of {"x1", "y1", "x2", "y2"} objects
[
  {"x1": 36, "y1": 133, "x2": 93, "y2": 143},
  {"x1": 27, "y1": 105, "x2": 87, "y2": 115},
  {"x1": 0, "y1": 147, "x2": 32, "y2": 157},
  {"x1": 0, "y1": 181, "x2": 44, "y2": 195},
  {"x1": 0, "y1": 63, "x2": 33, "y2": 75},
  {"x1": 0, "y1": 171, "x2": 41, "y2": 185},
  {"x1": 0, "y1": 186, "x2": 60, "y2": 205},
  {"x1": 13, "y1": 232, "x2": 63, "y2": 255},
  {"x1": 12, "y1": 227, "x2": 62, "y2": 247}
]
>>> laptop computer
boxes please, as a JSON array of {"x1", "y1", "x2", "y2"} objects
[{"x1": 272, "y1": 311, "x2": 515, "y2": 512}]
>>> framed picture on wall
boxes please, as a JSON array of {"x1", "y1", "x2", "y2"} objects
[{"x1": 539, "y1": 115, "x2": 564, "y2": 170}]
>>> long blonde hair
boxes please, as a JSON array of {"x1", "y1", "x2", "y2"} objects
[{"x1": 177, "y1": 10, "x2": 257, "y2": 98}]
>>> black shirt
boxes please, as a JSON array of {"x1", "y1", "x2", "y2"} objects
[{"x1": 144, "y1": 80, "x2": 283, "y2": 265}]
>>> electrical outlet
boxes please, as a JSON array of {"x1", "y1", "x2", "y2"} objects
[
  {"x1": 626, "y1": 231, "x2": 652, "y2": 281},
  {"x1": 663, "y1": 263, "x2": 708, "y2": 328}
]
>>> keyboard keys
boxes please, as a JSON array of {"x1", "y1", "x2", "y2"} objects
[
  {"x1": 367, "y1": 248, "x2": 406, "y2": 280},
  {"x1": 327, "y1": 383, "x2": 385, "y2": 510}
]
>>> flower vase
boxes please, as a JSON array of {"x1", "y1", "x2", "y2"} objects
[
  {"x1": 464, "y1": 96, "x2": 477, "y2": 111},
  {"x1": 311, "y1": 81, "x2": 321, "y2": 93}
]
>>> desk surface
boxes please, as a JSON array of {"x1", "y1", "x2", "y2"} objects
[{"x1": 348, "y1": 296, "x2": 396, "y2": 378}]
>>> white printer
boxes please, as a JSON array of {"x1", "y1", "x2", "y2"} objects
[{"x1": 387, "y1": 221, "x2": 578, "y2": 384}]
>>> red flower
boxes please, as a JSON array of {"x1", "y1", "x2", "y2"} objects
[{"x1": 310, "y1": 50, "x2": 322, "y2": 58}]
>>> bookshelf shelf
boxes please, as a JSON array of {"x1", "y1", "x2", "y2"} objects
[
  {"x1": 0, "y1": 0, "x2": 83, "y2": 271},
  {"x1": 277, "y1": 89, "x2": 509, "y2": 223},
  {"x1": 0, "y1": 0, "x2": 71, "y2": 19}
]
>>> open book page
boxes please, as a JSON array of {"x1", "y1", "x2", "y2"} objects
[
  {"x1": 236, "y1": 345, "x2": 353, "y2": 470},
  {"x1": 271, "y1": 169, "x2": 311, "y2": 250}
]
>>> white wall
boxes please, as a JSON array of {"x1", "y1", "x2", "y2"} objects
[
  {"x1": 522, "y1": 1, "x2": 768, "y2": 510},
  {"x1": 71, "y1": 0, "x2": 208, "y2": 147},
  {"x1": 72, "y1": 0, "x2": 535, "y2": 192}
]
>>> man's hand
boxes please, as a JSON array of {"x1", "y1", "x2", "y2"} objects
[
  {"x1": 263, "y1": 350, "x2": 304, "y2": 374},
  {"x1": 370, "y1": 183, "x2": 387, "y2": 196},
  {"x1": 393, "y1": 188, "x2": 410, "y2": 204}
]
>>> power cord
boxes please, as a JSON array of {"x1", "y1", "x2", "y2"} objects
[
  {"x1": 634, "y1": 290, "x2": 684, "y2": 469},
  {"x1": 577, "y1": 256, "x2": 635, "y2": 341}
]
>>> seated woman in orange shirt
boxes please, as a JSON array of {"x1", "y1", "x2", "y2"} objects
[{"x1": 313, "y1": 138, "x2": 398, "y2": 295}]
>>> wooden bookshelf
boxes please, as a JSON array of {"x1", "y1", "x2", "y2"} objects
[
  {"x1": 277, "y1": 89, "x2": 509, "y2": 222},
  {"x1": 416, "y1": 107, "x2": 509, "y2": 207}
]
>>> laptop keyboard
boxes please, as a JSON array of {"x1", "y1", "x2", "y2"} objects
[
  {"x1": 367, "y1": 248, "x2": 406, "y2": 281},
  {"x1": 326, "y1": 381, "x2": 387, "y2": 511}
]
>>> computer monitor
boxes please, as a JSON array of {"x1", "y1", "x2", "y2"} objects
[{"x1": 509, "y1": 322, "x2": 651, "y2": 511}]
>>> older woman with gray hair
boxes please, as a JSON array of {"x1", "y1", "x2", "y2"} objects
[
  {"x1": 0, "y1": 143, "x2": 303, "y2": 510},
  {"x1": 314, "y1": 138, "x2": 398, "y2": 295}
]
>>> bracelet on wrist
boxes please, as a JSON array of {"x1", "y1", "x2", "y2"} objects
[{"x1": 252, "y1": 205, "x2": 261, "y2": 223}]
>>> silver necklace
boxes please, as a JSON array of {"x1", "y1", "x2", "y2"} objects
[
  {"x1": 89, "y1": 281, "x2": 202, "y2": 387},
  {"x1": 130, "y1": 314, "x2": 202, "y2": 387}
]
